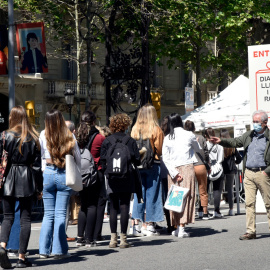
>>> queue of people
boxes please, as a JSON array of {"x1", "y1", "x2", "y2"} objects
[{"x1": 1, "y1": 104, "x2": 269, "y2": 268}]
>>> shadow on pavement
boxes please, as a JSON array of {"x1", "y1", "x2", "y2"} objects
[
  {"x1": 129, "y1": 238, "x2": 175, "y2": 247},
  {"x1": 21, "y1": 248, "x2": 119, "y2": 267},
  {"x1": 257, "y1": 233, "x2": 270, "y2": 239},
  {"x1": 186, "y1": 227, "x2": 228, "y2": 237}
]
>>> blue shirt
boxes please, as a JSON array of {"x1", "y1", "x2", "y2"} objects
[{"x1": 246, "y1": 131, "x2": 267, "y2": 168}]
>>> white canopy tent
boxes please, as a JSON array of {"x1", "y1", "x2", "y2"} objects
[{"x1": 182, "y1": 75, "x2": 250, "y2": 131}]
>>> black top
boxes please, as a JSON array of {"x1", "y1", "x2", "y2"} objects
[
  {"x1": 100, "y1": 132, "x2": 140, "y2": 194},
  {"x1": 222, "y1": 149, "x2": 242, "y2": 174},
  {"x1": 0, "y1": 131, "x2": 43, "y2": 197}
]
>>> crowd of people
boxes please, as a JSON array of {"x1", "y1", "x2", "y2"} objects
[{"x1": 0, "y1": 104, "x2": 270, "y2": 268}]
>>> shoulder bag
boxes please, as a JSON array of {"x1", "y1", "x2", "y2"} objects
[
  {"x1": 65, "y1": 153, "x2": 83, "y2": 191},
  {"x1": 164, "y1": 185, "x2": 190, "y2": 213}
]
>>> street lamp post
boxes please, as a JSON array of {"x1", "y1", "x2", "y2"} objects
[{"x1": 64, "y1": 89, "x2": 75, "y2": 120}]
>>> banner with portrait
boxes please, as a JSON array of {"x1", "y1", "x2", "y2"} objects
[
  {"x1": 16, "y1": 22, "x2": 48, "y2": 74},
  {"x1": 0, "y1": 25, "x2": 8, "y2": 75}
]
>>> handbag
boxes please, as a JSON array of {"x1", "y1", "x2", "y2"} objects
[
  {"x1": 164, "y1": 185, "x2": 190, "y2": 213},
  {"x1": 65, "y1": 154, "x2": 83, "y2": 191},
  {"x1": 0, "y1": 132, "x2": 8, "y2": 188}
]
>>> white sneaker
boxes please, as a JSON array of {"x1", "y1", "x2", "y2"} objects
[
  {"x1": 133, "y1": 225, "x2": 144, "y2": 236},
  {"x1": 128, "y1": 226, "x2": 134, "y2": 236},
  {"x1": 145, "y1": 225, "x2": 160, "y2": 236},
  {"x1": 213, "y1": 211, "x2": 224, "y2": 218},
  {"x1": 171, "y1": 228, "x2": 179, "y2": 237},
  {"x1": 178, "y1": 229, "x2": 190, "y2": 238},
  {"x1": 228, "y1": 209, "x2": 234, "y2": 216},
  {"x1": 141, "y1": 226, "x2": 148, "y2": 236}
]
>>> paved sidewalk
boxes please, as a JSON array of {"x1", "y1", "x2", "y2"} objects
[{"x1": 4, "y1": 203, "x2": 270, "y2": 270}]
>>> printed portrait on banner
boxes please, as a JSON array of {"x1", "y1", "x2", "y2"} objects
[
  {"x1": 16, "y1": 22, "x2": 48, "y2": 74},
  {"x1": 0, "y1": 25, "x2": 8, "y2": 75}
]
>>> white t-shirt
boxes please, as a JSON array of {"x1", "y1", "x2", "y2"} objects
[{"x1": 162, "y1": 127, "x2": 201, "y2": 179}]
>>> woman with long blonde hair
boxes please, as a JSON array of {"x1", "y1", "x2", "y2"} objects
[
  {"x1": 0, "y1": 105, "x2": 42, "y2": 268},
  {"x1": 39, "y1": 110, "x2": 81, "y2": 259},
  {"x1": 131, "y1": 104, "x2": 164, "y2": 236}
]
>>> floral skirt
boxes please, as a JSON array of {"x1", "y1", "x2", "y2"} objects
[{"x1": 167, "y1": 164, "x2": 195, "y2": 226}]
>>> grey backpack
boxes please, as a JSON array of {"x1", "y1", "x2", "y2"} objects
[{"x1": 80, "y1": 134, "x2": 98, "y2": 188}]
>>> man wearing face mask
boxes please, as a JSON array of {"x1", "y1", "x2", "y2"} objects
[{"x1": 210, "y1": 110, "x2": 270, "y2": 240}]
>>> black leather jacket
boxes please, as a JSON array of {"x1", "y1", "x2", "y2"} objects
[{"x1": 0, "y1": 131, "x2": 43, "y2": 197}]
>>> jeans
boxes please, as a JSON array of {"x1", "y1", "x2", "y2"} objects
[
  {"x1": 39, "y1": 166, "x2": 71, "y2": 255},
  {"x1": 132, "y1": 163, "x2": 164, "y2": 222},
  {"x1": 0, "y1": 196, "x2": 32, "y2": 254},
  {"x1": 6, "y1": 199, "x2": 20, "y2": 251}
]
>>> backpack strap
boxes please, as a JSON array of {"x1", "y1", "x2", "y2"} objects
[
  {"x1": 85, "y1": 132, "x2": 98, "y2": 152},
  {"x1": 121, "y1": 135, "x2": 131, "y2": 145},
  {"x1": 107, "y1": 135, "x2": 117, "y2": 145}
]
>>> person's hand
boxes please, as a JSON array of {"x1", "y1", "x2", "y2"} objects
[
  {"x1": 209, "y1": 136, "x2": 221, "y2": 144},
  {"x1": 174, "y1": 173, "x2": 183, "y2": 182},
  {"x1": 36, "y1": 192, "x2": 43, "y2": 200}
]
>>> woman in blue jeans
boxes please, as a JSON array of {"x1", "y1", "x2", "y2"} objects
[
  {"x1": 131, "y1": 104, "x2": 164, "y2": 236},
  {"x1": 39, "y1": 110, "x2": 81, "y2": 259}
]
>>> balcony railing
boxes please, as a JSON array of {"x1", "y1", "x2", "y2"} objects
[{"x1": 47, "y1": 81, "x2": 105, "y2": 100}]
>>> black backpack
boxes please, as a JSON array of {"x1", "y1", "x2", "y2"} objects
[
  {"x1": 105, "y1": 135, "x2": 131, "y2": 179},
  {"x1": 136, "y1": 137, "x2": 154, "y2": 169},
  {"x1": 80, "y1": 133, "x2": 98, "y2": 188}
]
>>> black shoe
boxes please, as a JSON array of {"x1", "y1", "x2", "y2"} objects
[
  {"x1": 95, "y1": 235, "x2": 105, "y2": 241},
  {"x1": 202, "y1": 213, "x2": 214, "y2": 220},
  {"x1": 16, "y1": 258, "x2": 32, "y2": 268},
  {"x1": 0, "y1": 247, "x2": 12, "y2": 269},
  {"x1": 76, "y1": 238, "x2": 86, "y2": 247},
  {"x1": 154, "y1": 224, "x2": 164, "y2": 230}
]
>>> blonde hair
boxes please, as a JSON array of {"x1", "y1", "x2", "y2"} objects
[
  {"x1": 8, "y1": 105, "x2": 40, "y2": 154},
  {"x1": 45, "y1": 110, "x2": 75, "y2": 168},
  {"x1": 131, "y1": 104, "x2": 159, "y2": 140}
]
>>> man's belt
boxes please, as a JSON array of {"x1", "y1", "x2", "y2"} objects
[{"x1": 246, "y1": 166, "x2": 267, "y2": 172}]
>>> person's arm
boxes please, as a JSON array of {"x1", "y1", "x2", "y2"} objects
[
  {"x1": 211, "y1": 133, "x2": 246, "y2": 148},
  {"x1": 73, "y1": 141, "x2": 81, "y2": 172},
  {"x1": 32, "y1": 144, "x2": 43, "y2": 194},
  {"x1": 100, "y1": 139, "x2": 109, "y2": 171},
  {"x1": 153, "y1": 126, "x2": 164, "y2": 158},
  {"x1": 131, "y1": 139, "x2": 141, "y2": 166},
  {"x1": 191, "y1": 134, "x2": 202, "y2": 153},
  {"x1": 203, "y1": 137, "x2": 210, "y2": 163},
  {"x1": 217, "y1": 145, "x2": 224, "y2": 164}
]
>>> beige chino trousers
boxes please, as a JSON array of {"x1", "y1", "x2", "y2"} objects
[{"x1": 244, "y1": 168, "x2": 270, "y2": 234}]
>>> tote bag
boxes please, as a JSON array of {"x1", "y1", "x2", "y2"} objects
[
  {"x1": 65, "y1": 154, "x2": 83, "y2": 191},
  {"x1": 164, "y1": 185, "x2": 190, "y2": 213}
]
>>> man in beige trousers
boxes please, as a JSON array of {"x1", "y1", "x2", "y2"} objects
[{"x1": 210, "y1": 110, "x2": 270, "y2": 240}]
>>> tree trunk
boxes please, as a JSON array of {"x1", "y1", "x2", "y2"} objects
[{"x1": 195, "y1": 45, "x2": 201, "y2": 107}]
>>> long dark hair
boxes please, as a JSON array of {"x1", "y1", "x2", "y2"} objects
[
  {"x1": 76, "y1": 110, "x2": 96, "y2": 148},
  {"x1": 168, "y1": 113, "x2": 183, "y2": 139},
  {"x1": 161, "y1": 116, "x2": 170, "y2": 136},
  {"x1": 220, "y1": 129, "x2": 234, "y2": 157}
]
